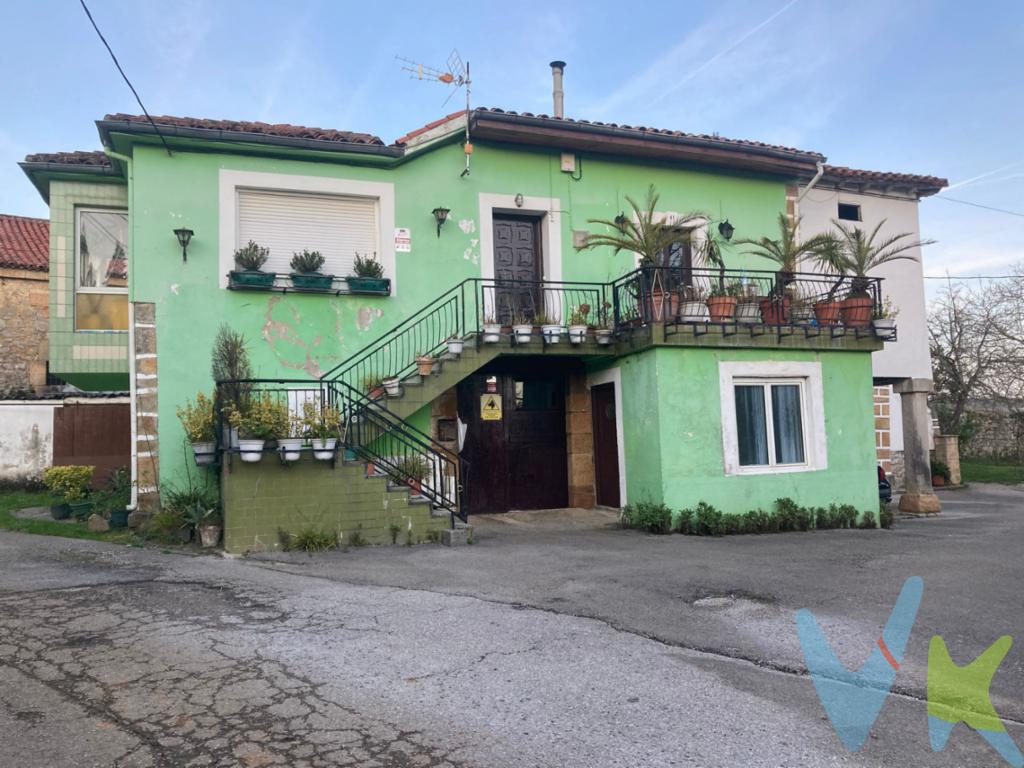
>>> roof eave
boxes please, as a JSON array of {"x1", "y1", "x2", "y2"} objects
[{"x1": 18, "y1": 160, "x2": 122, "y2": 203}]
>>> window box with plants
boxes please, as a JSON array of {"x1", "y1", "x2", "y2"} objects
[
  {"x1": 872, "y1": 297, "x2": 898, "y2": 339},
  {"x1": 226, "y1": 393, "x2": 290, "y2": 462},
  {"x1": 302, "y1": 400, "x2": 343, "y2": 460},
  {"x1": 43, "y1": 465, "x2": 95, "y2": 520},
  {"x1": 177, "y1": 391, "x2": 217, "y2": 466},
  {"x1": 346, "y1": 253, "x2": 390, "y2": 295},
  {"x1": 289, "y1": 249, "x2": 334, "y2": 291},
  {"x1": 568, "y1": 305, "x2": 591, "y2": 344},
  {"x1": 228, "y1": 240, "x2": 276, "y2": 289}
]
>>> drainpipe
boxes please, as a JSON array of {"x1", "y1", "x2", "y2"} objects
[
  {"x1": 550, "y1": 61, "x2": 566, "y2": 119},
  {"x1": 106, "y1": 149, "x2": 139, "y2": 512},
  {"x1": 796, "y1": 160, "x2": 825, "y2": 206}
]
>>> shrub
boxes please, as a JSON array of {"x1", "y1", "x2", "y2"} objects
[
  {"x1": 233, "y1": 240, "x2": 269, "y2": 271},
  {"x1": 742, "y1": 508, "x2": 772, "y2": 534},
  {"x1": 283, "y1": 527, "x2": 338, "y2": 553},
  {"x1": 140, "y1": 509, "x2": 187, "y2": 543},
  {"x1": 290, "y1": 249, "x2": 325, "y2": 274},
  {"x1": 42, "y1": 465, "x2": 94, "y2": 501},
  {"x1": 393, "y1": 455, "x2": 429, "y2": 483},
  {"x1": 930, "y1": 460, "x2": 951, "y2": 483},
  {"x1": 676, "y1": 507, "x2": 693, "y2": 534},
  {"x1": 879, "y1": 503, "x2": 894, "y2": 529},
  {"x1": 226, "y1": 392, "x2": 290, "y2": 439},
  {"x1": 774, "y1": 498, "x2": 814, "y2": 532},
  {"x1": 352, "y1": 252, "x2": 384, "y2": 279},
  {"x1": 92, "y1": 466, "x2": 131, "y2": 517},
  {"x1": 177, "y1": 391, "x2": 216, "y2": 442},
  {"x1": 300, "y1": 399, "x2": 343, "y2": 440},
  {"x1": 691, "y1": 502, "x2": 725, "y2": 536},
  {"x1": 621, "y1": 500, "x2": 672, "y2": 534}
]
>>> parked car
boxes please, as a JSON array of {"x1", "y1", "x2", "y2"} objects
[{"x1": 878, "y1": 464, "x2": 892, "y2": 503}]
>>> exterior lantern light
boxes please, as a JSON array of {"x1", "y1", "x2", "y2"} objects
[
  {"x1": 718, "y1": 219, "x2": 735, "y2": 241},
  {"x1": 514, "y1": 193, "x2": 524, "y2": 208},
  {"x1": 614, "y1": 212, "x2": 629, "y2": 232},
  {"x1": 432, "y1": 207, "x2": 450, "y2": 238},
  {"x1": 174, "y1": 227, "x2": 194, "y2": 261}
]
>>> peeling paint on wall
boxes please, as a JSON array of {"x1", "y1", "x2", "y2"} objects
[
  {"x1": 458, "y1": 218, "x2": 476, "y2": 234},
  {"x1": 0, "y1": 403, "x2": 55, "y2": 481},
  {"x1": 355, "y1": 306, "x2": 384, "y2": 332},
  {"x1": 260, "y1": 297, "x2": 334, "y2": 379}
]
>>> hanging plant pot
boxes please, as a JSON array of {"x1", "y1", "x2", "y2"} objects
[
  {"x1": 680, "y1": 300, "x2": 709, "y2": 323},
  {"x1": 238, "y1": 439, "x2": 265, "y2": 462},
  {"x1": 873, "y1": 318, "x2": 897, "y2": 340},
  {"x1": 482, "y1": 324, "x2": 501, "y2": 343},
  {"x1": 568, "y1": 325, "x2": 588, "y2": 344},
  {"x1": 541, "y1": 324, "x2": 563, "y2": 344},
  {"x1": 735, "y1": 300, "x2": 762, "y2": 324},
  {"x1": 290, "y1": 273, "x2": 334, "y2": 291},
  {"x1": 383, "y1": 377, "x2": 401, "y2": 397},
  {"x1": 228, "y1": 270, "x2": 277, "y2": 289},
  {"x1": 759, "y1": 296, "x2": 792, "y2": 325},
  {"x1": 311, "y1": 437, "x2": 338, "y2": 460},
  {"x1": 595, "y1": 329, "x2": 614, "y2": 345},
  {"x1": 706, "y1": 296, "x2": 737, "y2": 322},
  {"x1": 841, "y1": 294, "x2": 873, "y2": 327},
  {"x1": 278, "y1": 438, "x2": 304, "y2": 462},
  {"x1": 814, "y1": 300, "x2": 843, "y2": 326},
  {"x1": 446, "y1": 337, "x2": 465, "y2": 355},
  {"x1": 346, "y1": 277, "x2": 391, "y2": 295},
  {"x1": 513, "y1": 324, "x2": 533, "y2": 344},
  {"x1": 415, "y1": 355, "x2": 434, "y2": 376},
  {"x1": 191, "y1": 441, "x2": 216, "y2": 466}
]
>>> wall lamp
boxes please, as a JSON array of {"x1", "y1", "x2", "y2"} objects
[
  {"x1": 717, "y1": 219, "x2": 735, "y2": 241},
  {"x1": 174, "y1": 227, "x2": 194, "y2": 261},
  {"x1": 613, "y1": 212, "x2": 629, "y2": 232},
  {"x1": 432, "y1": 207, "x2": 450, "y2": 238}
]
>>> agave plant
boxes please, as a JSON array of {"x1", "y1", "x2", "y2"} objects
[
  {"x1": 830, "y1": 219, "x2": 935, "y2": 294},
  {"x1": 735, "y1": 213, "x2": 836, "y2": 293}
]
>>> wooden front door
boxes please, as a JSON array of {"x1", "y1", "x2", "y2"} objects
[
  {"x1": 458, "y1": 371, "x2": 568, "y2": 514},
  {"x1": 591, "y1": 383, "x2": 621, "y2": 507},
  {"x1": 493, "y1": 214, "x2": 542, "y2": 324}
]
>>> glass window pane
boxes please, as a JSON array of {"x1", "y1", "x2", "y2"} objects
[
  {"x1": 75, "y1": 293, "x2": 128, "y2": 331},
  {"x1": 735, "y1": 385, "x2": 769, "y2": 466},
  {"x1": 772, "y1": 384, "x2": 805, "y2": 464},
  {"x1": 78, "y1": 210, "x2": 128, "y2": 289},
  {"x1": 514, "y1": 379, "x2": 557, "y2": 410}
]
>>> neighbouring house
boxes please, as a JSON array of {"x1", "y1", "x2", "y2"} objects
[
  {"x1": 799, "y1": 166, "x2": 948, "y2": 495},
  {"x1": 19, "y1": 63, "x2": 945, "y2": 550},
  {"x1": 0, "y1": 213, "x2": 50, "y2": 396}
]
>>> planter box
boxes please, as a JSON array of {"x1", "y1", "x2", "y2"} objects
[
  {"x1": 482, "y1": 324, "x2": 501, "y2": 343},
  {"x1": 290, "y1": 273, "x2": 335, "y2": 290},
  {"x1": 68, "y1": 500, "x2": 94, "y2": 521},
  {"x1": 50, "y1": 503, "x2": 72, "y2": 521},
  {"x1": 278, "y1": 438, "x2": 305, "y2": 461},
  {"x1": 229, "y1": 270, "x2": 277, "y2": 289},
  {"x1": 347, "y1": 277, "x2": 391, "y2": 295},
  {"x1": 109, "y1": 509, "x2": 130, "y2": 528},
  {"x1": 873, "y1": 318, "x2": 897, "y2": 340}
]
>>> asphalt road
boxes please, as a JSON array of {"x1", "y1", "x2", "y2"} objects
[{"x1": 0, "y1": 483, "x2": 1021, "y2": 767}]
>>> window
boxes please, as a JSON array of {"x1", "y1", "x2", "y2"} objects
[
  {"x1": 513, "y1": 379, "x2": 559, "y2": 410},
  {"x1": 75, "y1": 208, "x2": 128, "y2": 330},
  {"x1": 236, "y1": 189, "x2": 378, "y2": 277},
  {"x1": 734, "y1": 381, "x2": 807, "y2": 467},
  {"x1": 837, "y1": 203, "x2": 861, "y2": 222}
]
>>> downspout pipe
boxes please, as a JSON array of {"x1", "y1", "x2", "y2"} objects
[{"x1": 796, "y1": 160, "x2": 825, "y2": 203}]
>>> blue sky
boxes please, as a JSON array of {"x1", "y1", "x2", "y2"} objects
[{"x1": 2, "y1": 0, "x2": 1021, "y2": 281}]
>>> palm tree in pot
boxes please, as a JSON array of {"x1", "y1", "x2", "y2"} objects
[
  {"x1": 831, "y1": 219, "x2": 934, "y2": 327},
  {"x1": 580, "y1": 185, "x2": 702, "y2": 322},
  {"x1": 735, "y1": 213, "x2": 835, "y2": 324}
]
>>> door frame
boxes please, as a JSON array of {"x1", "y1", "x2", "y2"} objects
[
  {"x1": 586, "y1": 367, "x2": 626, "y2": 507},
  {"x1": 479, "y1": 192, "x2": 563, "y2": 304}
]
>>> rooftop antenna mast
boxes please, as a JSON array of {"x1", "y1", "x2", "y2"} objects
[{"x1": 397, "y1": 50, "x2": 473, "y2": 177}]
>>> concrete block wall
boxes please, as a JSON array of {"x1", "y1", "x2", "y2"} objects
[{"x1": 221, "y1": 456, "x2": 449, "y2": 554}]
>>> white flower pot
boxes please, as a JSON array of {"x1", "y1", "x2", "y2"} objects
[
  {"x1": 311, "y1": 437, "x2": 338, "y2": 460},
  {"x1": 680, "y1": 300, "x2": 709, "y2": 323},
  {"x1": 278, "y1": 437, "x2": 304, "y2": 462},
  {"x1": 872, "y1": 318, "x2": 896, "y2": 339},
  {"x1": 446, "y1": 338, "x2": 464, "y2": 355},
  {"x1": 568, "y1": 325, "x2": 588, "y2": 344},
  {"x1": 513, "y1": 324, "x2": 533, "y2": 343},
  {"x1": 735, "y1": 301, "x2": 762, "y2": 324},
  {"x1": 198, "y1": 524, "x2": 221, "y2": 548},
  {"x1": 596, "y1": 329, "x2": 613, "y2": 345},
  {"x1": 541, "y1": 324, "x2": 563, "y2": 343},
  {"x1": 383, "y1": 377, "x2": 401, "y2": 396},
  {"x1": 238, "y1": 439, "x2": 265, "y2": 462},
  {"x1": 191, "y1": 441, "x2": 216, "y2": 466},
  {"x1": 482, "y1": 324, "x2": 501, "y2": 343}
]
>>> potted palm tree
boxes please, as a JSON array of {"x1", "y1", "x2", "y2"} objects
[
  {"x1": 228, "y1": 241, "x2": 275, "y2": 288},
  {"x1": 290, "y1": 249, "x2": 334, "y2": 290},
  {"x1": 579, "y1": 186, "x2": 701, "y2": 323},
  {"x1": 830, "y1": 220, "x2": 934, "y2": 328},
  {"x1": 735, "y1": 214, "x2": 835, "y2": 325}
]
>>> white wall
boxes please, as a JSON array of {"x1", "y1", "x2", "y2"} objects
[
  {"x1": 798, "y1": 187, "x2": 933, "y2": 381},
  {"x1": 0, "y1": 401, "x2": 57, "y2": 482}
]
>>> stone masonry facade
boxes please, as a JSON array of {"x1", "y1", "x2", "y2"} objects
[
  {"x1": 566, "y1": 373, "x2": 596, "y2": 509},
  {"x1": 0, "y1": 267, "x2": 48, "y2": 395},
  {"x1": 134, "y1": 302, "x2": 160, "y2": 513}
]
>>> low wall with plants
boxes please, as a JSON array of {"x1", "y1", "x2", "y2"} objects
[{"x1": 220, "y1": 456, "x2": 448, "y2": 554}]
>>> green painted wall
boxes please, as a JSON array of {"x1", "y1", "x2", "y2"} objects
[
  {"x1": 615, "y1": 347, "x2": 878, "y2": 517},
  {"x1": 126, "y1": 140, "x2": 789, "y2": 490}
]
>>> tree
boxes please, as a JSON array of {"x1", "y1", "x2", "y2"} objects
[{"x1": 830, "y1": 219, "x2": 934, "y2": 294}]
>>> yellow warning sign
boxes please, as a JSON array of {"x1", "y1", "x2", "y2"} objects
[{"x1": 480, "y1": 394, "x2": 503, "y2": 421}]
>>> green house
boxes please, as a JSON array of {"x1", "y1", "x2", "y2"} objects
[{"x1": 21, "y1": 97, "x2": 934, "y2": 552}]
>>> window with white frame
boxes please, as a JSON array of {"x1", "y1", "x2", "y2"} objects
[
  {"x1": 75, "y1": 207, "x2": 128, "y2": 330},
  {"x1": 719, "y1": 361, "x2": 827, "y2": 475},
  {"x1": 236, "y1": 188, "x2": 378, "y2": 276}
]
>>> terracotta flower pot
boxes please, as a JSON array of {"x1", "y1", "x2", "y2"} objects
[
  {"x1": 841, "y1": 294, "x2": 873, "y2": 327},
  {"x1": 759, "y1": 296, "x2": 792, "y2": 325},
  {"x1": 814, "y1": 300, "x2": 842, "y2": 326},
  {"x1": 706, "y1": 295, "x2": 737, "y2": 322},
  {"x1": 647, "y1": 288, "x2": 679, "y2": 322},
  {"x1": 932, "y1": 474, "x2": 946, "y2": 487},
  {"x1": 415, "y1": 356, "x2": 434, "y2": 376}
]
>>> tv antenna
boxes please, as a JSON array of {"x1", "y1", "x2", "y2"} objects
[{"x1": 397, "y1": 49, "x2": 473, "y2": 177}]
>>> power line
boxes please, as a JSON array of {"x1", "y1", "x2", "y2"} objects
[
  {"x1": 934, "y1": 194, "x2": 1024, "y2": 219},
  {"x1": 923, "y1": 274, "x2": 1018, "y2": 280},
  {"x1": 79, "y1": 0, "x2": 172, "y2": 157}
]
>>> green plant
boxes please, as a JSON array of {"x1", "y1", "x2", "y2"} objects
[
  {"x1": 579, "y1": 185, "x2": 703, "y2": 266},
  {"x1": 226, "y1": 393, "x2": 290, "y2": 439},
  {"x1": 829, "y1": 219, "x2": 935, "y2": 294},
  {"x1": 211, "y1": 324, "x2": 253, "y2": 420},
  {"x1": 931, "y1": 460, "x2": 952, "y2": 483},
  {"x1": 290, "y1": 249, "x2": 325, "y2": 274},
  {"x1": 735, "y1": 213, "x2": 836, "y2": 293},
  {"x1": 300, "y1": 400, "x2": 342, "y2": 440},
  {"x1": 362, "y1": 375, "x2": 384, "y2": 392},
  {"x1": 348, "y1": 526, "x2": 367, "y2": 547},
  {"x1": 676, "y1": 507, "x2": 693, "y2": 534},
  {"x1": 708, "y1": 280, "x2": 742, "y2": 298},
  {"x1": 92, "y1": 466, "x2": 131, "y2": 517},
  {"x1": 873, "y1": 296, "x2": 900, "y2": 321},
  {"x1": 284, "y1": 526, "x2": 338, "y2": 552},
  {"x1": 177, "y1": 391, "x2": 216, "y2": 442},
  {"x1": 233, "y1": 240, "x2": 270, "y2": 271},
  {"x1": 691, "y1": 502, "x2": 725, "y2": 536},
  {"x1": 352, "y1": 252, "x2": 384, "y2": 278},
  {"x1": 533, "y1": 311, "x2": 556, "y2": 325},
  {"x1": 568, "y1": 304, "x2": 591, "y2": 326},
  {"x1": 620, "y1": 500, "x2": 672, "y2": 534},
  {"x1": 42, "y1": 465, "x2": 94, "y2": 502},
  {"x1": 141, "y1": 509, "x2": 188, "y2": 543},
  {"x1": 388, "y1": 522, "x2": 401, "y2": 544},
  {"x1": 393, "y1": 455, "x2": 429, "y2": 483},
  {"x1": 182, "y1": 498, "x2": 222, "y2": 531},
  {"x1": 879, "y1": 502, "x2": 894, "y2": 529}
]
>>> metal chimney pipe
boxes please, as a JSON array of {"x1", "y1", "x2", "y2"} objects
[{"x1": 550, "y1": 60, "x2": 566, "y2": 118}]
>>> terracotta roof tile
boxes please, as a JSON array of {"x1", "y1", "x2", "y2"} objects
[
  {"x1": 23, "y1": 150, "x2": 111, "y2": 167},
  {"x1": 0, "y1": 214, "x2": 49, "y2": 272},
  {"x1": 823, "y1": 164, "x2": 948, "y2": 190},
  {"x1": 103, "y1": 114, "x2": 384, "y2": 146},
  {"x1": 394, "y1": 110, "x2": 466, "y2": 145}
]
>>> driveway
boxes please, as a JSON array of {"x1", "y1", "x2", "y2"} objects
[{"x1": 0, "y1": 483, "x2": 1021, "y2": 767}]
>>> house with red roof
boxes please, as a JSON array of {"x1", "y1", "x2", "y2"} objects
[{"x1": 0, "y1": 213, "x2": 50, "y2": 395}]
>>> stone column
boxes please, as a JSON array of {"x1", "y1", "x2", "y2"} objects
[
  {"x1": 566, "y1": 374, "x2": 596, "y2": 508},
  {"x1": 933, "y1": 435, "x2": 961, "y2": 485},
  {"x1": 894, "y1": 378, "x2": 940, "y2": 514}
]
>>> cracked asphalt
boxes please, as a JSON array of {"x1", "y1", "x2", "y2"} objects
[{"x1": 0, "y1": 483, "x2": 1021, "y2": 767}]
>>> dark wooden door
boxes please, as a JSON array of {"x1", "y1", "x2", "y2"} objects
[
  {"x1": 458, "y1": 372, "x2": 567, "y2": 513},
  {"x1": 493, "y1": 215, "x2": 541, "y2": 324},
  {"x1": 591, "y1": 384, "x2": 621, "y2": 507}
]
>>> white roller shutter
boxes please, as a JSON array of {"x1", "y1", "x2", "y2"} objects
[{"x1": 236, "y1": 188, "x2": 378, "y2": 276}]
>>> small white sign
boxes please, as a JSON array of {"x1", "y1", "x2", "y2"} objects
[{"x1": 394, "y1": 227, "x2": 412, "y2": 252}]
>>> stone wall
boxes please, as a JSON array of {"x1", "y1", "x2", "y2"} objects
[
  {"x1": 566, "y1": 373, "x2": 596, "y2": 508},
  {"x1": 133, "y1": 302, "x2": 160, "y2": 513},
  {"x1": 0, "y1": 267, "x2": 48, "y2": 395}
]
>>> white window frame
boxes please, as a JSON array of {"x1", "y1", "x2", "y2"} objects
[
  {"x1": 719, "y1": 361, "x2": 827, "y2": 476},
  {"x1": 218, "y1": 169, "x2": 396, "y2": 293},
  {"x1": 75, "y1": 207, "x2": 129, "y2": 296}
]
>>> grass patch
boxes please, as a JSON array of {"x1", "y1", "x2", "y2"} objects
[
  {"x1": 0, "y1": 489, "x2": 134, "y2": 543},
  {"x1": 961, "y1": 460, "x2": 1024, "y2": 485}
]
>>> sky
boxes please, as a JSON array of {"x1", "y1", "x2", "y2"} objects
[{"x1": 1, "y1": 0, "x2": 1022, "y2": 286}]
